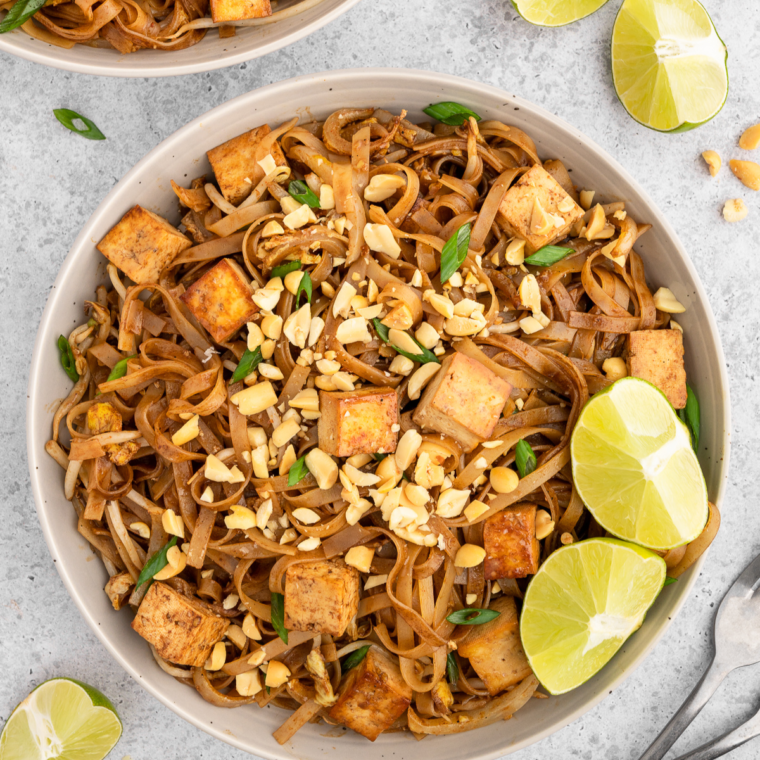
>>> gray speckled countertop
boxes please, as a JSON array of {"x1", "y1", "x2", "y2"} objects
[{"x1": 2, "y1": 1, "x2": 760, "y2": 758}]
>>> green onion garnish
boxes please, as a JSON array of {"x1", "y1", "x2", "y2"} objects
[
  {"x1": 270, "y1": 260, "x2": 301, "y2": 279},
  {"x1": 57, "y1": 335, "x2": 79, "y2": 382},
  {"x1": 53, "y1": 109, "x2": 106, "y2": 141},
  {"x1": 135, "y1": 537, "x2": 178, "y2": 590},
  {"x1": 341, "y1": 645, "x2": 371, "y2": 673},
  {"x1": 106, "y1": 355, "x2": 137, "y2": 383},
  {"x1": 231, "y1": 347, "x2": 262, "y2": 384},
  {"x1": 679, "y1": 385, "x2": 700, "y2": 452},
  {"x1": 515, "y1": 439, "x2": 537, "y2": 478},
  {"x1": 270, "y1": 592, "x2": 288, "y2": 643},
  {"x1": 523, "y1": 245, "x2": 573, "y2": 267},
  {"x1": 295, "y1": 271, "x2": 312, "y2": 305},
  {"x1": 287, "y1": 455, "x2": 310, "y2": 486},
  {"x1": 439, "y1": 223, "x2": 471, "y2": 284},
  {"x1": 423, "y1": 102, "x2": 482, "y2": 126},
  {"x1": 288, "y1": 180, "x2": 320, "y2": 209},
  {"x1": 372, "y1": 318, "x2": 439, "y2": 365},
  {"x1": 0, "y1": 0, "x2": 46, "y2": 33},
  {"x1": 446, "y1": 607, "x2": 501, "y2": 626}
]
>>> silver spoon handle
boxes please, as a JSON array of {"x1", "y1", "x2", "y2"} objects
[
  {"x1": 640, "y1": 656, "x2": 728, "y2": 760},
  {"x1": 673, "y1": 703, "x2": 760, "y2": 760}
]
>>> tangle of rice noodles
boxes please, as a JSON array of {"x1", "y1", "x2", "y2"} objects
[{"x1": 47, "y1": 104, "x2": 719, "y2": 743}]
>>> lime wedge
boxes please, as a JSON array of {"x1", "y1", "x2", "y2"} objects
[
  {"x1": 0, "y1": 678, "x2": 122, "y2": 760},
  {"x1": 521, "y1": 537, "x2": 666, "y2": 694},
  {"x1": 571, "y1": 377, "x2": 708, "y2": 550},
  {"x1": 611, "y1": 0, "x2": 728, "y2": 132},
  {"x1": 511, "y1": 0, "x2": 610, "y2": 26}
]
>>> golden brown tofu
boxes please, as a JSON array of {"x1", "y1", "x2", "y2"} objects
[
  {"x1": 483, "y1": 504, "x2": 540, "y2": 580},
  {"x1": 97, "y1": 205, "x2": 192, "y2": 285},
  {"x1": 497, "y1": 165, "x2": 584, "y2": 254},
  {"x1": 206, "y1": 125, "x2": 286, "y2": 206},
  {"x1": 627, "y1": 329, "x2": 687, "y2": 409},
  {"x1": 458, "y1": 596, "x2": 532, "y2": 695},
  {"x1": 284, "y1": 559, "x2": 360, "y2": 637},
  {"x1": 412, "y1": 353, "x2": 512, "y2": 452},
  {"x1": 318, "y1": 387, "x2": 399, "y2": 457},
  {"x1": 87, "y1": 402, "x2": 122, "y2": 434},
  {"x1": 180, "y1": 258, "x2": 258, "y2": 343},
  {"x1": 104, "y1": 572, "x2": 134, "y2": 611},
  {"x1": 328, "y1": 648, "x2": 412, "y2": 741},
  {"x1": 210, "y1": 0, "x2": 271, "y2": 23},
  {"x1": 131, "y1": 582, "x2": 229, "y2": 666}
]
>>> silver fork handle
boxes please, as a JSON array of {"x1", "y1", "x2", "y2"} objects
[
  {"x1": 673, "y1": 703, "x2": 760, "y2": 760},
  {"x1": 640, "y1": 656, "x2": 729, "y2": 760}
]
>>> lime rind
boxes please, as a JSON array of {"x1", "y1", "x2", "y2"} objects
[
  {"x1": 0, "y1": 678, "x2": 121, "y2": 760},
  {"x1": 511, "y1": 0, "x2": 611, "y2": 27},
  {"x1": 571, "y1": 377, "x2": 708, "y2": 551},
  {"x1": 611, "y1": 0, "x2": 728, "y2": 132},
  {"x1": 520, "y1": 537, "x2": 666, "y2": 694}
]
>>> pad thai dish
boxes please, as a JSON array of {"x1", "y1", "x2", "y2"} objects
[
  {"x1": 0, "y1": 0, "x2": 321, "y2": 53},
  {"x1": 46, "y1": 104, "x2": 719, "y2": 743}
]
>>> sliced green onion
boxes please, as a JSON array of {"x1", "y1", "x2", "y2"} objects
[
  {"x1": 341, "y1": 645, "x2": 371, "y2": 673},
  {"x1": 439, "y1": 223, "x2": 471, "y2": 284},
  {"x1": 515, "y1": 439, "x2": 537, "y2": 478},
  {"x1": 446, "y1": 652, "x2": 459, "y2": 684},
  {"x1": 446, "y1": 608, "x2": 501, "y2": 626},
  {"x1": 270, "y1": 592, "x2": 288, "y2": 643},
  {"x1": 136, "y1": 537, "x2": 177, "y2": 590},
  {"x1": 679, "y1": 385, "x2": 700, "y2": 452},
  {"x1": 230, "y1": 347, "x2": 262, "y2": 384},
  {"x1": 663, "y1": 577, "x2": 678, "y2": 587},
  {"x1": 423, "y1": 102, "x2": 482, "y2": 126},
  {"x1": 295, "y1": 271, "x2": 312, "y2": 305},
  {"x1": 0, "y1": 0, "x2": 46, "y2": 33},
  {"x1": 287, "y1": 455, "x2": 310, "y2": 486},
  {"x1": 106, "y1": 355, "x2": 137, "y2": 383},
  {"x1": 372, "y1": 318, "x2": 439, "y2": 365},
  {"x1": 523, "y1": 245, "x2": 573, "y2": 268},
  {"x1": 288, "y1": 180, "x2": 320, "y2": 209},
  {"x1": 57, "y1": 335, "x2": 79, "y2": 382},
  {"x1": 271, "y1": 260, "x2": 301, "y2": 279},
  {"x1": 53, "y1": 109, "x2": 106, "y2": 141}
]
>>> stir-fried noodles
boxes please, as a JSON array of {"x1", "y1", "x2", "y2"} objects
[{"x1": 46, "y1": 105, "x2": 719, "y2": 742}]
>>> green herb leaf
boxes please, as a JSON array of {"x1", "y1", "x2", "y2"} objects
[
  {"x1": 231, "y1": 347, "x2": 262, "y2": 384},
  {"x1": 372, "y1": 318, "x2": 440, "y2": 365},
  {"x1": 423, "y1": 102, "x2": 482, "y2": 126},
  {"x1": 106, "y1": 355, "x2": 137, "y2": 383},
  {"x1": 271, "y1": 260, "x2": 301, "y2": 279},
  {"x1": 57, "y1": 335, "x2": 79, "y2": 382},
  {"x1": 288, "y1": 180, "x2": 320, "y2": 209},
  {"x1": 53, "y1": 109, "x2": 106, "y2": 141},
  {"x1": 341, "y1": 645, "x2": 371, "y2": 673},
  {"x1": 0, "y1": 0, "x2": 46, "y2": 33},
  {"x1": 270, "y1": 592, "x2": 288, "y2": 644},
  {"x1": 295, "y1": 271, "x2": 312, "y2": 305},
  {"x1": 446, "y1": 652, "x2": 459, "y2": 684},
  {"x1": 523, "y1": 245, "x2": 573, "y2": 268},
  {"x1": 287, "y1": 455, "x2": 310, "y2": 486},
  {"x1": 515, "y1": 439, "x2": 537, "y2": 478},
  {"x1": 679, "y1": 385, "x2": 700, "y2": 452},
  {"x1": 663, "y1": 577, "x2": 678, "y2": 587},
  {"x1": 136, "y1": 537, "x2": 178, "y2": 590},
  {"x1": 439, "y1": 223, "x2": 471, "y2": 284},
  {"x1": 266, "y1": 685, "x2": 271, "y2": 694},
  {"x1": 446, "y1": 608, "x2": 501, "y2": 626}
]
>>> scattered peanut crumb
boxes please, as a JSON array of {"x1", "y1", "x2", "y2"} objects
[
  {"x1": 701, "y1": 150, "x2": 721, "y2": 177},
  {"x1": 723, "y1": 199, "x2": 749, "y2": 223}
]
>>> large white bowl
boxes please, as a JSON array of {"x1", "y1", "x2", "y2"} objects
[
  {"x1": 26, "y1": 68, "x2": 730, "y2": 760},
  {"x1": 0, "y1": 0, "x2": 360, "y2": 77}
]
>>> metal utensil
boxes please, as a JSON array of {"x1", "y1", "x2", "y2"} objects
[
  {"x1": 640, "y1": 553, "x2": 760, "y2": 760},
  {"x1": 672, "y1": 706, "x2": 760, "y2": 760}
]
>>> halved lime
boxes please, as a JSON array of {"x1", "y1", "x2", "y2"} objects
[
  {"x1": 611, "y1": 0, "x2": 728, "y2": 132},
  {"x1": 511, "y1": 0, "x2": 610, "y2": 26},
  {"x1": 521, "y1": 537, "x2": 666, "y2": 694},
  {"x1": 0, "y1": 678, "x2": 122, "y2": 760},
  {"x1": 571, "y1": 377, "x2": 708, "y2": 550}
]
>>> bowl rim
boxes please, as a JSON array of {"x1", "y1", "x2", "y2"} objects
[
  {"x1": 0, "y1": 0, "x2": 362, "y2": 78},
  {"x1": 25, "y1": 67, "x2": 731, "y2": 759}
]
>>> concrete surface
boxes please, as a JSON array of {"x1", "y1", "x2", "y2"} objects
[{"x1": 2, "y1": 0, "x2": 760, "y2": 758}]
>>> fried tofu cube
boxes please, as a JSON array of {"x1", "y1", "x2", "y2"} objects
[
  {"x1": 180, "y1": 258, "x2": 257, "y2": 343},
  {"x1": 97, "y1": 205, "x2": 192, "y2": 285},
  {"x1": 457, "y1": 596, "x2": 532, "y2": 695},
  {"x1": 627, "y1": 329, "x2": 687, "y2": 409},
  {"x1": 210, "y1": 0, "x2": 271, "y2": 22},
  {"x1": 105, "y1": 572, "x2": 134, "y2": 611},
  {"x1": 497, "y1": 164, "x2": 584, "y2": 254},
  {"x1": 207, "y1": 125, "x2": 287, "y2": 206},
  {"x1": 483, "y1": 504, "x2": 540, "y2": 580},
  {"x1": 284, "y1": 559, "x2": 360, "y2": 637},
  {"x1": 318, "y1": 387, "x2": 399, "y2": 457},
  {"x1": 412, "y1": 352, "x2": 512, "y2": 452},
  {"x1": 328, "y1": 648, "x2": 412, "y2": 741},
  {"x1": 131, "y1": 581, "x2": 229, "y2": 666}
]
